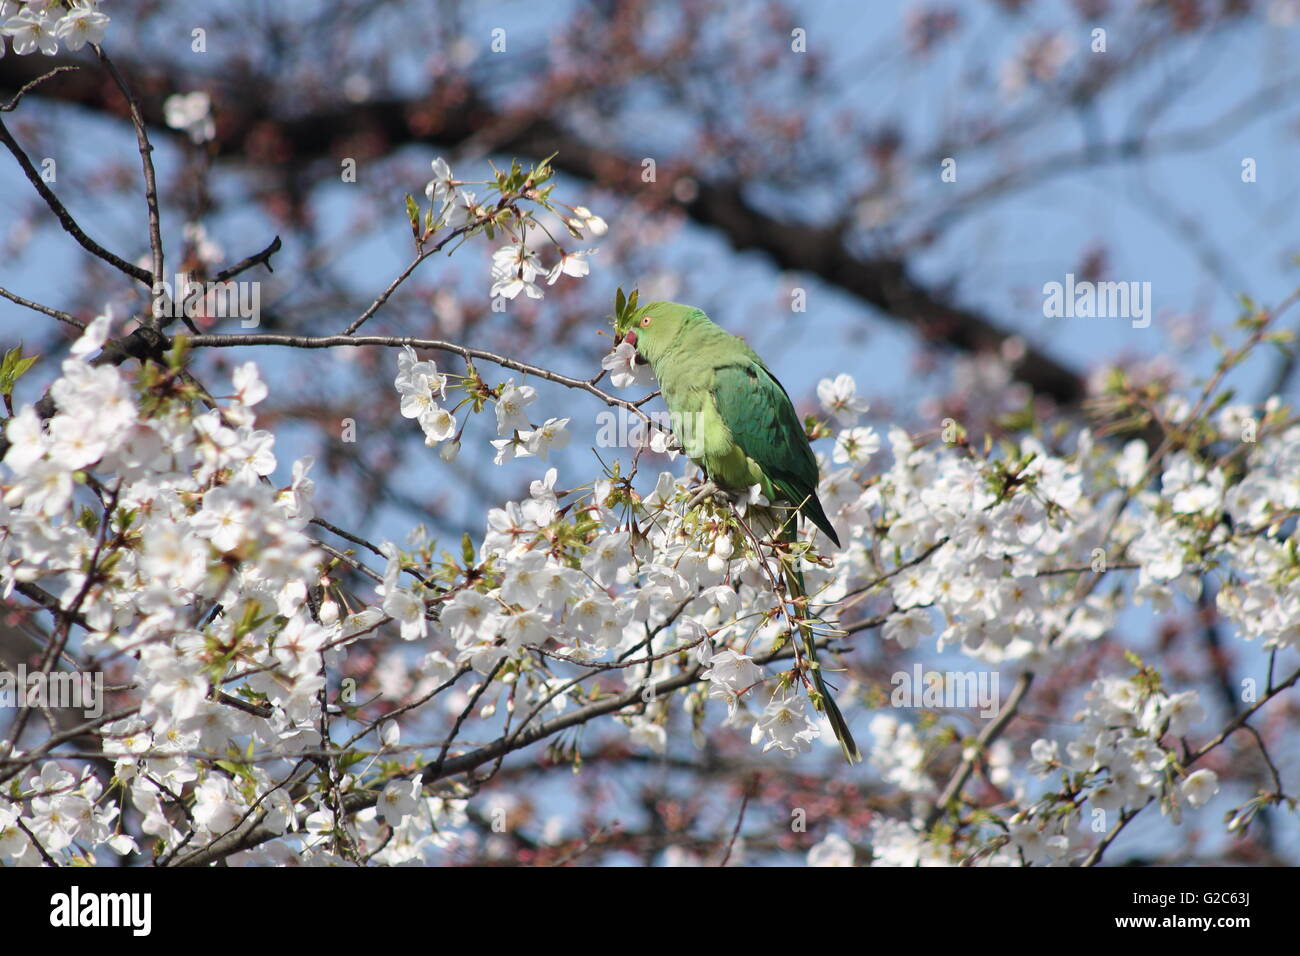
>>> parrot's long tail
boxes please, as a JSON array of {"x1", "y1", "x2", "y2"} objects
[{"x1": 778, "y1": 508, "x2": 861, "y2": 765}]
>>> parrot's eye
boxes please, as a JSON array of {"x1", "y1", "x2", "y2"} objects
[{"x1": 640, "y1": 315, "x2": 651, "y2": 328}]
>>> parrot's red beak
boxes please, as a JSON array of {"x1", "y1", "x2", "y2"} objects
[{"x1": 621, "y1": 330, "x2": 648, "y2": 364}]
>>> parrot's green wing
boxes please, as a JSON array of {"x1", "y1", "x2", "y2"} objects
[
  {"x1": 713, "y1": 361, "x2": 840, "y2": 547},
  {"x1": 715, "y1": 360, "x2": 858, "y2": 763}
]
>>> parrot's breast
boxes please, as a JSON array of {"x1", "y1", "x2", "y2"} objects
[{"x1": 668, "y1": 385, "x2": 766, "y2": 493}]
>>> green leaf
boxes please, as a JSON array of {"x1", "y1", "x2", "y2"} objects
[
  {"x1": 534, "y1": 152, "x2": 558, "y2": 184},
  {"x1": 0, "y1": 345, "x2": 39, "y2": 396},
  {"x1": 167, "y1": 334, "x2": 190, "y2": 372},
  {"x1": 404, "y1": 194, "x2": 420, "y2": 240},
  {"x1": 612, "y1": 287, "x2": 642, "y2": 336},
  {"x1": 233, "y1": 601, "x2": 274, "y2": 639},
  {"x1": 995, "y1": 405, "x2": 1036, "y2": 433},
  {"x1": 1102, "y1": 366, "x2": 1129, "y2": 395}
]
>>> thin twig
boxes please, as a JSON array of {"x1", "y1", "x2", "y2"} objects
[
  {"x1": 94, "y1": 45, "x2": 164, "y2": 303},
  {"x1": 182, "y1": 332, "x2": 658, "y2": 424},
  {"x1": 0, "y1": 114, "x2": 153, "y2": 285},
  {"x1": 212, "y1": 235, "x2": 282, "y2": 283},
  {"x1": 340, "y1": 225, "x2": 471, "y2": 335},
  {"x1": 1, "y1": 65, "x2": 80, "y2": 112},
  {"x1": 0, "y1": 285, "x2": 85, "y2": 329}
]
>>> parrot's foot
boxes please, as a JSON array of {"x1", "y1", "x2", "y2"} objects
[{"x1": 685, "y1": 480, "x2": 723, "y2": 511}]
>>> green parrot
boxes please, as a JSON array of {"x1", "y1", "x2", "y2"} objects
[{"x1": 621, "y1": 300, "x2": 860, "y2": 763}]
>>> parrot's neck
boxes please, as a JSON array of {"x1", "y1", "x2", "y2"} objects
[
  {"x1": 646, "y1": 320, "x2": 695, "y2": 370},
  {"x1": 653, "y1": 314, "x2": 726, "y2": 368}
]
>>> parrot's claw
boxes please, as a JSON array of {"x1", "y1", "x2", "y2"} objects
[{"x1": 685, "y1": 480, "x2": 723, "y2": 511}]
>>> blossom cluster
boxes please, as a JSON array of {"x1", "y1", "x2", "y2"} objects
[
  {"x1": 0, "y1": 0, "x2": 109, "y2": 56},
  {"x1": 862, "y1": 674, "x2": 1220, "y2": 868},
  {"x1": 422, "y1": 157, "x2": 602, "y2": 302},
  {"x1": 0, "y1": 315, "x2": 468, "y2": 865}
]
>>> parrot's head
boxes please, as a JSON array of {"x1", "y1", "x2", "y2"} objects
[{"x1": 620, "y1": 300, "x2": 699, "y2": 368}]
